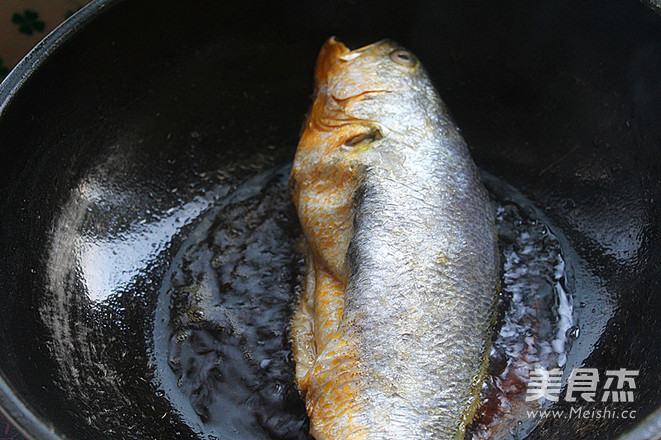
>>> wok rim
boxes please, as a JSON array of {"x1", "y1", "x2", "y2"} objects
[
  {"x1": 0, "y1": 0, "x2": 659, "y2": 439},
  {"x1": 0, "y1": 2, "x2": 123, "y2": 438}
]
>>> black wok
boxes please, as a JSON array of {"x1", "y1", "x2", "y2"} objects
[{"x1": 0, "y1": 0, "x2": 660, "y2": 439}]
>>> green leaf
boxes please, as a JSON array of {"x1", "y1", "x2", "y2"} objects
[
  {"x1": 24, "y1": 10, "x2": 38, "y2": 21},
  {"x1": 19, "y1": 24, "x2": 33, "y2": 35},
  {"x1": 11, "y1": 13, "x2": 26, "y2": 25},
  {"x1": 11, "y1": 10, "x2": 45, "y2": 34}
]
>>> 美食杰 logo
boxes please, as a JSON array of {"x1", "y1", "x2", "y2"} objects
[{"x1": 526, "y1": 367, "x2": 639, "y2": 403}]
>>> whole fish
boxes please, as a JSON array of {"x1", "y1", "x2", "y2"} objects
[{"x1": 289, "y1": 37, "x2": 499, "y2": 440}]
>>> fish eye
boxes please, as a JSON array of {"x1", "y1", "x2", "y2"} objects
[{"x1": 390, "y1": 49, "x2": 416, "y2": 66}]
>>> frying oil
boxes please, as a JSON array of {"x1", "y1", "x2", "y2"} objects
[{"x1": 151, "y1": 166, "x2": 575, "y2": 440}]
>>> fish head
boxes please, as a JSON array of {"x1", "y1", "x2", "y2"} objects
[
  {"x1": 290, "y1": 37, "x2": 443, "y2": 280},
  {"x1": 294, "y1": 37, "x2": 445, "y2": 183},
  {"x1": 308, "y1": 37, "x2": 442, "y2": 145},
  {"x1": 314, "y1": 36, "x2": 422, "y2": 101}
]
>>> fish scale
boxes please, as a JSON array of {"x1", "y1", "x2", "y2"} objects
[{"x1": 290, "y1": 37, "x2": 500, "y2": 439}]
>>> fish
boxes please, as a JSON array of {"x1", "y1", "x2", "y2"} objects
[{"x1": 289, "y1": 37, "x2": 500, "y2": 440}]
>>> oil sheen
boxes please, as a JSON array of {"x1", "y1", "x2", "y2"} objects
[{"x1": 151, "y1": 165, "x2": 575, "y2": 440}]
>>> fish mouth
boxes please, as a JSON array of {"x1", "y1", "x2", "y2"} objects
[
  {"x1": 314, "y1": 37, "x2": 392, "y2": 88},
  {"x1": 338, "y1": 39, "x2": 390, "y2": 61},
  {"x1": 313, "y1": 37, "x2": 395, "y2": 112},
  {"x1": 313, "y1": 37, "x2": 350, "y2": 88}
]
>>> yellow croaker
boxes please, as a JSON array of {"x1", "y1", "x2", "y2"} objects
[{"x1": 290, "y1": 37, "x2": 499, "y2": 440}]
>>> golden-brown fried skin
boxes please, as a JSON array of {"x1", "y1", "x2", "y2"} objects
[{"x1": 290, "y1": 37, "x2": 499, "y2": 440}]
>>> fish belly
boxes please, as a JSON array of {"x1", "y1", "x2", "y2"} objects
[{"x1": 292, "y1": 136, "x2": 499, "y2": 439}]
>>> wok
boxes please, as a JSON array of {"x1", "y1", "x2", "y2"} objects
[{"x1": 0, "y1": 0, "x2": 660, "y2": 439}]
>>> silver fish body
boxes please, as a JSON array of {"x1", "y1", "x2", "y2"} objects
[{"x1": 290, "y1": 38, "x2": 499, "y2": 439}]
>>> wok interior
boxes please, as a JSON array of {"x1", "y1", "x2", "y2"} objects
[{"x1": 0, "y1": 0, "x2": 660, "y2": 438}]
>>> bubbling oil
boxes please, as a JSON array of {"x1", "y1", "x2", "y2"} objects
[
  {"x1": 467, "y1": 172, "x2": 574, "y2": 440},
  {"x1": 151, "y1": 166, "x2": 575, "y2": 439}
]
